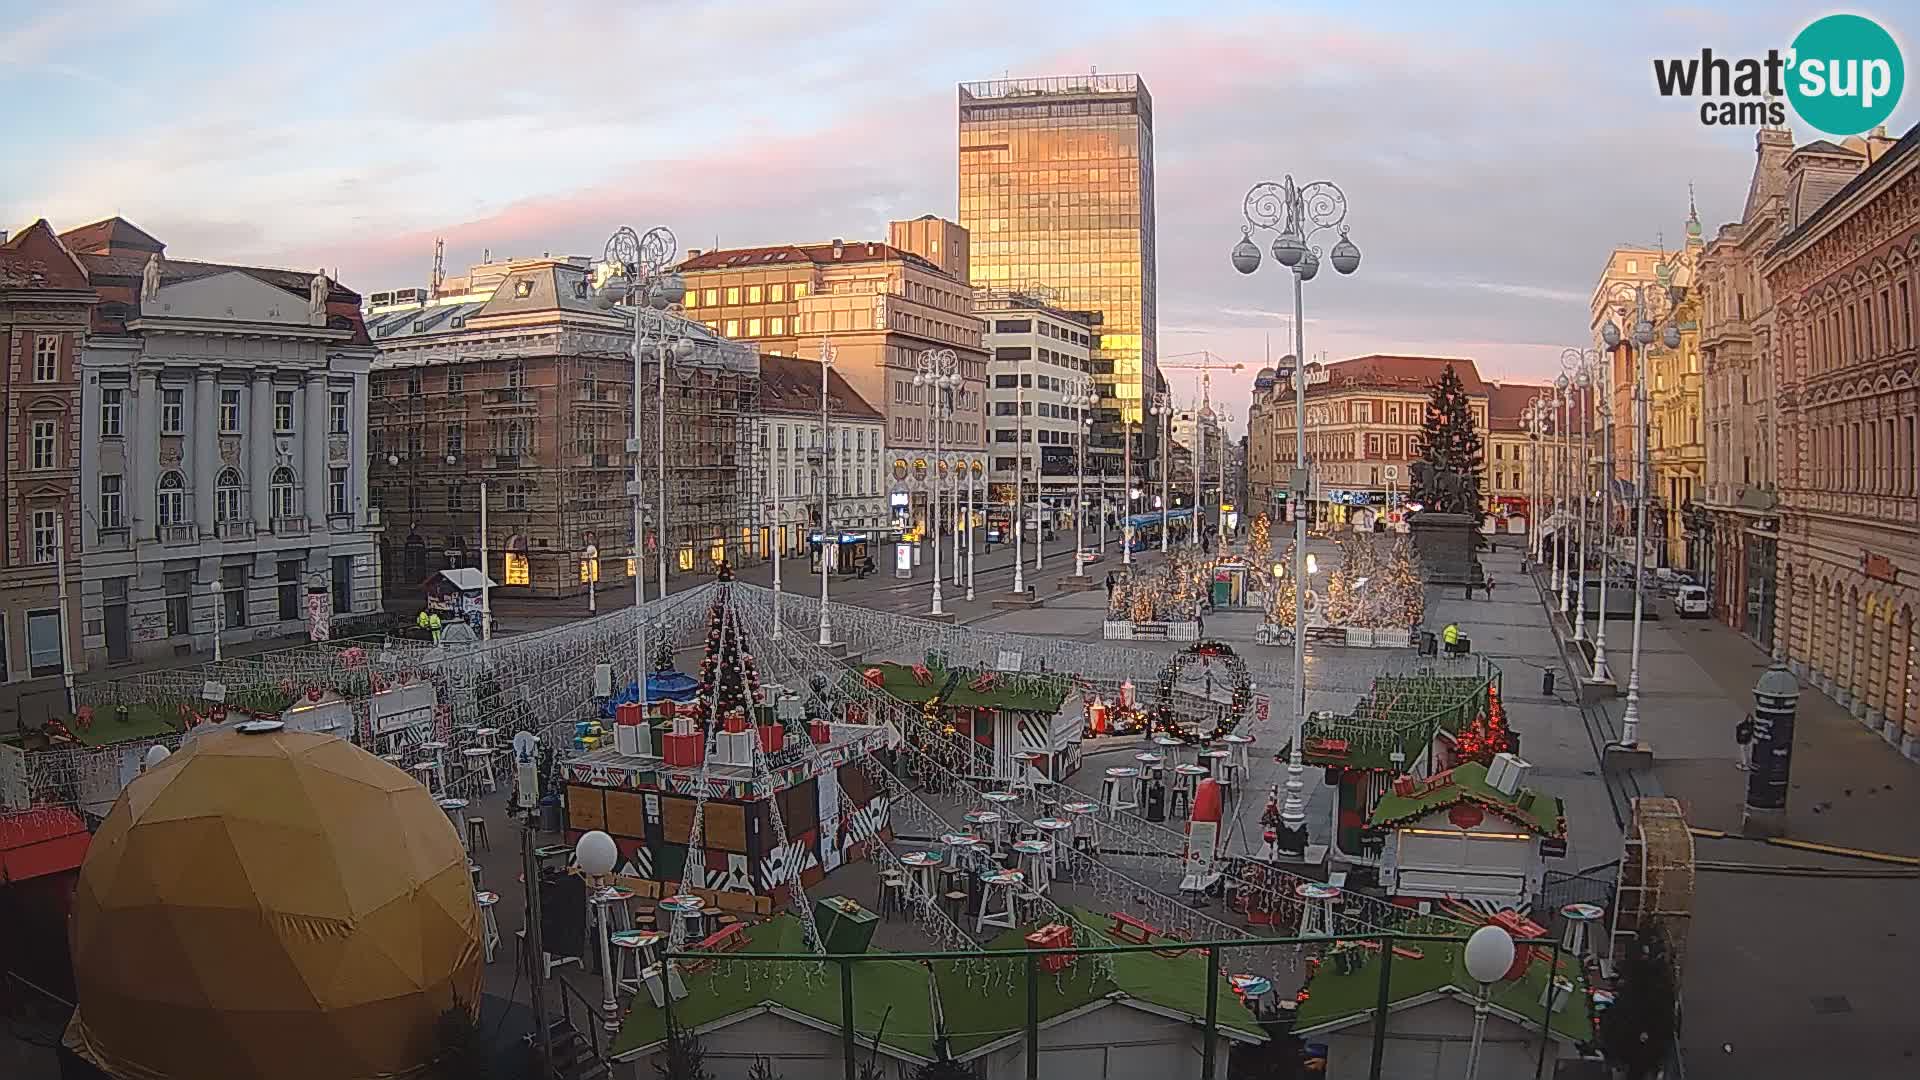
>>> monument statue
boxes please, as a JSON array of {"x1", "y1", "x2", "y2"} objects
[
  {"x1": 309, "y1": 270, "x2": 330, "y2": 316},
  {"x1": 141, "y1": 253, "x2": 164, "y2": 302}
]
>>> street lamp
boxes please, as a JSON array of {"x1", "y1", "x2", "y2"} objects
[
  {"x1": 817, "y1": 338, "x2": 838, "y2": 646},
  {"x1": 572, "y1": 829, "x2": 622, "y2": 1034},
  {"x1": 1234, "y1": 173, "x2": 1361, "y2": 841},
  {"x1": 1601, "y1": 281, "x2": 1677, "y2": 749},
  {"x1": 915, "y1": 348, "x2": 960, "y2": 617},
  {"x1": 1150, "y1": 391, "x2": 1173, "y2": 554},
  {"x1": 1563, "y1": 348, "x2": 1600, "y2": 642},
  {"x1": 1590, "y1": 375, "x2": 1616, "y2": 684},
  {"x1": 599, "y1": 224, "x2": 684, "y2": 706},
  {"x1": 1553, "y1": 372, "x2": 1572, "y2": 615},
  {"x1": 1462, "y1": 924, "x2": 1517, "y2": 1080},
  {"x1": 1068, "y1": 375, "x2": 1099, "y2": 576},
  {"x1": 964, "y1": 459, "x2": 978, "y2": 601},
  {"x1": 209, "y1": 578, "x2": 225, "y2": 663}
]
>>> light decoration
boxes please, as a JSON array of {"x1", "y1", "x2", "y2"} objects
[
  {"x1": 1452, "y1": 682, "x2": 1512, "y2": 765},
  {"x1": 1150, "y1": 641, "x2": 1255, "y2": 745}
]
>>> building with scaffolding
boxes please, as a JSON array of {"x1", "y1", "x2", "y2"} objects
[{"x1": 363, "y1": 255, "x2": 760, "y2": 601}]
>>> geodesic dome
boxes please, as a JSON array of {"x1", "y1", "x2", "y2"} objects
[{"x1": 67, "y1": 724, "x2": 481, "y2": 1080}]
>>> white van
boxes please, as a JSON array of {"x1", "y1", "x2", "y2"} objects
[{"x1": 1675, "y1": 584, "x2": 1709, "y2": 618}]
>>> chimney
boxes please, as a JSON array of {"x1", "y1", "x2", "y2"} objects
[
  {"x1": 0, "y1": 230, "x2": 8, "y2": 244},
  {"x1": 685, "y1": 248, "x2": 702, "y2": 259},
  {"x1": 831, "y1": 238, "x2": 844, "y2": 259}
]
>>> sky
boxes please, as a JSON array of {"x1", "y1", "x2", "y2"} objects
[{"x1": 5, "y1": 0, "x2": 1913, "y2": 435}]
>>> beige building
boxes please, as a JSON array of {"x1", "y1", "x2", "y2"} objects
[
  {"x1": 1486, "y1": 382, "x2": 1553, "y2": 527},
  {"x1": 1, "y1": 221, "x2": 93, "y2": 733},
  {"x1": 1763, "y1": 123, "x2": 1918, "y2": 759},
  {"x1": 678, "y1": 223, "x2": 988, "y2": 533},
  {"x1": 1247, "y1": 355, "x2": 1489, "y2": 529}
]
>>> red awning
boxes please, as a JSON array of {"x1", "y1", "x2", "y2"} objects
[{"x1": 0, "y1": 807, "x2": 91, "y2": 883}]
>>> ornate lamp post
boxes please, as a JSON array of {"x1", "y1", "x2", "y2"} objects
[
  {"x1": 1564, "y1": 348, "x2": 1601, "y2": 640},
  {"x1": 915, "y1": 348, "x2": 961, "y2": 617},
  {"x1": 1591, "y1": 375, "x2": 1615, "y2": 683},
  {"x1": 599, "y1": 225, "x2": 685, "y2": 699},
  {"x1": 1233, "y1": 174, "x2": 1361, "y2": 840},
  {"x1": 1602, "y1": 283, "x2": 1678, "y2": 749},
  {"x1": 1068, "y1": 375, "x2": 1099, "y2": 576},
  {"x1": 1150, "y1": 391, "x2": 1173, "y2": 553},
  {"x1": 1553, "y1": 372, "x2": 1572, "y2": 614},
  {"x1": 816, "y1": 339, "x2": 838, "y2": 646},
  {"x1": 965, "y1": 459, "x2": 979, "y2": 601}
]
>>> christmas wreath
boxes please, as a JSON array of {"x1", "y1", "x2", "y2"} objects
[{"x1": 1150, "y1": 640, "x2": 1254, "y2": 745}]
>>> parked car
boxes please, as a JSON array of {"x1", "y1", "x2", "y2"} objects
[
  {"x1": 1675, "y1": 584, "x2": 1709, "y2": 618},
  {"x1": 1077, "y1": 549, "x2": 1104, "y2": 567}
]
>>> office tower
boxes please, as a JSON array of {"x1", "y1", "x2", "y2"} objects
[{"x1": 958, "y1": 73, "x2": 1158, "y2": 482}]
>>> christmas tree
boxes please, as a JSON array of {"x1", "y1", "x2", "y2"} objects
[
  {"x1": 1267, "y1": 542, "x2": 1299, "y2": 627},
  {"x1": 654, "y1": 1015, "x2": 715, "y2": 1080},
  {"x1": 697, "y1": 580, "x2": 762, "y2": 726},
  {"x1": 1599, "y1": 926, "x2": 1678, "y2": 1080},
  {"x1": 1410, "y1": 362, "x2": 1485, "y2": 515},
  {"x1": 1248, "y1": 513, "x2": 1273, "y2": 572}
]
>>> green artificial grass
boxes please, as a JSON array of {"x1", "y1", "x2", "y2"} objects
[
  {"x1": 612, "y1": 908, "x2": 1265, "y2": 1061},
  {"x1": 66, "y1": 703, "x2": 182, "y2": 747},
  {"x1": 1295, "y1": 936, "x2": 1592, "y2": 1045},
  {"x1": 1368, "y1": 761, "x2": 1565, "y2": 835},
  {"x1": 868, "y1": 661, "x2": 1069, "y2": 713}
]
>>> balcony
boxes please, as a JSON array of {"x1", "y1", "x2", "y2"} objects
[
  {"x1": 159, "y1": 523, "x2": 199, "y2": 546},
  {"x1": 487, "y1": 451, "x2": 528, "y2": 469},
  {"x1": 272, "y1": 515, "x2": 310, "y2": 537},
  {"x1": 217, "y1": 519, "x2": 255, "y2": 541},
  {"x1": 483, "y1": 388, "x2": 537, "y2": 410}
]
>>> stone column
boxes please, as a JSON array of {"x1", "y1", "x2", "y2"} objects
[
  {"x1": 304, "y1": 372, "x2": 328, "y2": 524},
  {"x1": 194, "y1": 372, "x2": 217, "y2": 534},
  {"x1": 137, "y1": 370, "x2": 161, "y2": 539},
  {"x1": 350, "y1": 371, "x2": 369, "y2": 525},
  {"x1": 250, "y1": 372, "x2": 274, "y2": 526}
]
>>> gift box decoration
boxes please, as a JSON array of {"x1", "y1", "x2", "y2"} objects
[
  {"x1": 808, "y1": 720, "x2": 832, "y2": 745},
  {"x1": 662, "y1": 731, "x2": 705, "y2": 768},
  {"x1": 1024, "y1": 923, "x2": 1076, "y2": 973},
  {"x1": 757, "y1": 724, "x2": 785, "y2": 754}
]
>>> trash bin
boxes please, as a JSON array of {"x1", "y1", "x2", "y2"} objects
[
  {"x1": 538, "y1": 794, "x2": 563, "y2": 833},
  {"x1": 1542, "y1": 669, "x2": 1556, "y2": 696},
  {"x1": 1419, "y1": 631, "x2": 1438, "y2": 657}
]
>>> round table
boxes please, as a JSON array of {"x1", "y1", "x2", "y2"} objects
[
  {"x1": 1229, "y1": 973, "x2": 1273, "y2": 997},
  {"x1": 1134, "y1": 752, "x2": 1165, "y2": 769},
  {"x1": 1011, "y1": 839, "x2": 1051, "y2": 856},
  {"x1": 1104, "y1": 766, "x2": 1140, "y2": 779},
  {"x1": 982, "y1": 790, "x2": 1020, "y2": 804},
  {"x1": 1202, "y1": 749, "x2": 1233, "y2": 781},
  {"x1": 1294, "y1": 882, "x2": 1341, "y2": 901},
  {"x1": 474, "y1": 727, "x2": 500, "y2": 744},
  {"x1": 1059, "y1": 801, "x2": 1099, "y2": 815},
  {"x1": 981, "y1": 868, "x2": 1024, "y2": 887},
  {"x1": 962, "y1": 809, "x2": 1002, "y2": 827},
  {"x1": 659, "y1": 893, "x2": 704, "y2": 938},
  {"x1": 900, "y1": 850, "x2": 945, "y2": 898},
  {"x1": 437, "y1": 797, "x2": 469, "y2": 842},
  {"x1": 1032, "y1": 818, "x2": 1072, "y2": 834},
  {"x1": 1153, "y1": 735, "x2": 1184, "y2": 750},
  {"x1": 938, "y1": 833, "x2": 980, "y2": 849},
  {"x1": 611, "y1": 928, "x2": 665, "y2": 983}
]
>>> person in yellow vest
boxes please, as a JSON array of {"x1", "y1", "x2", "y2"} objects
[
  {"x1": 1443, "y1": 622, "x2": 1460, "y2": 656},
  {"x1": 427, "y1": 611, "x2": 443, "y2": 643}
]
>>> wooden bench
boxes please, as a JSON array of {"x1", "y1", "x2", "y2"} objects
[
  {"x1": 1108, "y1": 911, "x2": 1159, "y2": 946},
  {"x1": 681, "y1": 922, "x2": 750, "y2": 973}
]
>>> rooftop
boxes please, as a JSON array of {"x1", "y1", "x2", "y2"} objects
[
  {"x1": 1295, "y1": 933, "x2": 1591, "y2": 1045},
  {"x1": 1287, "y1": 355, "x2": 1489, "y2": 399},
  {"x1": 1486, "y1": 382, "x2": 1553, "y2": 433},
  {"x1": 680, "y1": 240, "x2": 946, "y2": 278},
  {"x1": 1369, "y1": 760, "x2": 1566, "y2": 836},
  {"x1": 1769, "y1": 121, "x2": 1920, "y2": 257},
  {"x1": 759, "y1": 354, "x2": 882, "y2": 420}
]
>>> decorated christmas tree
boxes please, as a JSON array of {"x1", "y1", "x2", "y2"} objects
[
  {"x1": 1248, "y1": 512, "x2": 1273, "y2": 572},
  {"x1": 697, "y1": 574, "x2": 762, "y2": 726},
  {"x1": 1454, "y1": 686, "x2": 1512, "y2": 765},
  {"x1": 1266, "y1": 542, "x2": 1299, "y2": 626},
  {"x1": 1410, "y1": 362, "x2": 1485, "y2": 515}
]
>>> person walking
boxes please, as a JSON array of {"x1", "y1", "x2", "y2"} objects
[
  {"x1": 1197, "y1": 610, "x2": 1207, "y2": 640},
  {"x1": 1105, "y1": 569, "x2": 1117, "y2": 601},
  {"x1": 1442, "y1": 621, "x2": 1460, "y2": 656}
]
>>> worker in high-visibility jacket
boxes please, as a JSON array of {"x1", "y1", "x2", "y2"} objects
[{"x1": 1443, "y1": 622, "x2": 1460, "y2": 654}]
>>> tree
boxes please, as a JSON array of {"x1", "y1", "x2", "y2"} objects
[
  {"x1": 431, "y1": 1000, "x2": 491, "y2": 1080},
  {"x1": 697, "y1": 579, "x2": 762, "y2": 725},
  {"x1": 1599, "y1": 926, "x2": 1678, "y2": 1079},
  {"x1": 911, "y1": 1057, "x2": 976, "y2": 1079},
  {"x1": 746, "y1": 1057, "x2": 785, "y2": 1080},
  {"x1": 1410, "y1": 363, "x2": 1485, "y2": 515},
  {"x1": 654, "y1": 1015, "x2": 714, "y2": 1080}
]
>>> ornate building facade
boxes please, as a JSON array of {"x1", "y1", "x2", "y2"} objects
[{"x1": 1764, "y1": 123, "x2": 1918, "y2": 760}]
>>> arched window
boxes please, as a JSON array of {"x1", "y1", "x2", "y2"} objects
[
  {"x1": 215, "y1": 467, "x2": 245, "y2": 523},
  {"x1": 271, "y1": 466, "x2": 297, "y2": 519},
  {"x1": 506, "y1": 421, "x2": 527, "y2": 456},
  {"x1": 157, "y1": 470, "x2": 186, "y2": 526}
]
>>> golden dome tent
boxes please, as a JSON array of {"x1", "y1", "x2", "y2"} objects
[{"x1": 66, "y1": 721, "x2": 481, "y2": 1080}]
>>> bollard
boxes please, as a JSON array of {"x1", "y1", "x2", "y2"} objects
[
  {"x1": 1742, "y1": 660, "x2": 1800, "y2": 837},
  {"x1": 1541, "y1": 669, "x2": 1556, "y2": 696}
]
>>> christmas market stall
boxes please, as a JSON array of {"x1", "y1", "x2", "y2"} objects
[
  {"x1": 560, "y1": 575, "x2": 896, "y2": 908},
  {"x1": 1372, "y1": 757, "x2": 1567, "y2": 912},
  {"x1": 865, "y1": 657, "x2": 1076, "y2": 782}
]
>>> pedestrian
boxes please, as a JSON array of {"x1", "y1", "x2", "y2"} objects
[
  {"x1": 1105, "y1": 569, "x2": 1117, "y2": 599},
  {"x1": 1442, "y1": 621, "x2": 1460, "y2": 656},
  {"x1": 1485, "y1": 574, "x2": 1496, "y2": 595},
  {"x1": 1197, "y1": 611, "x2": 1206, "y2": 640}
]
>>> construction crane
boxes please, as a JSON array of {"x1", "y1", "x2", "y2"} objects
[{"x1": 1159, "y1": 351, "x2": 1246, "y2": 541}]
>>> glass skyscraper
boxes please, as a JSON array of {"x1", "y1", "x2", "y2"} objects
[{"x1": 958, "y1": 74, "x2": 1158, "y2": 477}]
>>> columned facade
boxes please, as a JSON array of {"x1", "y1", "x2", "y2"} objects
[{"x1": 1763, "y1": 128, "x2": 1920, "y2": 760}]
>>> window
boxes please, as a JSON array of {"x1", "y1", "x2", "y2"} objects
[
  {"x1": 770, "y1": 317, "x2": 785, "y2": 335},
  {"x1": 794, "y1": 282, "x2": 809, "y2": 299},
  {"x1": 1626, "y1": 259, "x2": 1638, "y2": 273},
  {"x1": 222, "y1": 564, "x2": 247, "y2": 628},
  {"x1": 406, "y1": 371, "x2": 422, "y2": 396},
  {"x1": 448, "y1": 370, "x2": 465, "y2": 393},
  {"x1": 725, "y1": 320, "x2": 739, "y2": 338},
  {"x1": 328, "y1": 467, "x2": 349, "y2": 515},
  {"x1": 161, "y1": 389, "x2": 184, "y2": 433},
  {"x1": 99, "y1": 475, "x2": 124, "y2": 529},
  {"x1": 100, "y1": 388, "x2": 123, "y2": 436},
  {"x1": 505, "y1": 421, "x2": 527, "y2": 456},
  {"x1": 331, "y1": 555, "x2": 353, "y2": 614},
  {"x1": 165, "y1": 571, "x2": 192, "y2": 636},
  {"x1": 747, "y1": 318, "x2": 762, "y2": 336},
  {"x1": 26, "y1": 610, "x2": 63, "y2": 678},
  {"x1": 448, "y1": 483, "x2": 465, "y2": 511},
  {"x1": 219, "y1": 388, "x2": 242, "y2": 432},
  {"x1": 747, "y1": 285, "x2": 762, "y2": 303},
  {"x1": 277, "y1": 560, "x2": 303, "y2": 622},
  {"x1": 33, "y1": 336, "x2": 58, "y2": 382},
  {"x1": 505, "y1": 483, "x2": 528, "y2": 510},
  {"x1": 274, "y1": 389, "x2": 295, "y2": 432},
  {"x1": 215, "y1": 467, "x2": 244, "y2": 523},
  {"x1": 507, "y1": 361, "x2": 524, "y2": 392},
  {"x1": 30, "y1": 510, "x2": 58, "y2": 564},
  {"x1": 770, "y1": 283, "x2": 785, "y2": 302},
  {"x1": 703, "y1": 288, "x2": 718, "y2": 306},
  {"x1": 157, "y1": 471, "x2": 187, "y2": 526},
  {"x1": 726, "y1": 287, "x2": 740, "y2": 305},
  {"x1": 684, "y1": 289, "x2": 698, "y2": 309},
  {"x1": 271, "y1": 466, "x2": 297, "y2": 519},
  {"x1": 447, "y1": 423, "x2": 464, "y2": 453},
  {"x1": 330, "y1": 390, "x2": 350, "y2": 433},
  {"x1": 30, "y1": 419, "x2": 56, "y2": 470}
]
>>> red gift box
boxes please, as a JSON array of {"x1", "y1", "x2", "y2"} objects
[
  {"x1": 616, "y1": 702, "x2": 642, "y2": 727},
  {"x1": 1024, "y1": 923, "x2": 1076, "y2": 973},
  {"x1": 723, "y1": 712, "x2": 749, "y2": 734},
  {"x1": 757, "y1": 725, "x2": 785, "y2": 754},
  {"x1": 808, "y1": 720, "x2": 832, "y2": 745},
  {"x1": 662, "y1": 731, "x2": 705, "y2": 768},
  {"x1": 1488, "y1": 910, "x2": 1546, "y2": 978}
]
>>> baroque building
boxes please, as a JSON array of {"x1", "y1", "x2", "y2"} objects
[
  {"x1": 64, "y1": 219, "x2": 382, "y2": 667},
  {"x1": 1763, "y1": 122, "x2": 1918, "y2": 759}
]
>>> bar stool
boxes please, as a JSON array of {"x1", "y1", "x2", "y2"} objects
[
  {"x1": 411, "y1": 761, "x2": 438, "y2": 793},
  {"x1": 879, "y1": 869, "x2": 908, "y2": 918},
  {"x1": 1134, "y1": 751, "x2": 1165, "y2": 781},
  {"x1": 1295, "y1": 882, "x2": 1341, "y2": 938},
  {"x1": 1013, "y1": 751, "x2": 1048, "y2": 793},
  {"x1": 462, "y1": 746, "x2": 497, "y2": 792},
  {"x1": 942, "y1": 889, "x2": 969, "y2": 923},
  {"x1": 1060, "y1": 800, "x2": 1099, "y2": 856},
  {"x1": 1101, "y1": 767, "x2": 1140, "y2": 812},
  {"x1": 658, "y1": 893, "x2": 704, "y2": 943},
  {"x1": 982, "y1": 788, "x2": 1021, "y2": 822},
  {"x1": 467, "y1": 816, "x2": 490, "y2": 851},
  {"x1": 1012, "y1": 839, "x2": 1052, "y2": 895},
  {"x1": 418, "y1": 740, "x2": 449, "y2": 790},
  {"x1": 475, "y1": 891, "x2": 501, "y2": 963},
  {"x1": 899, "y1": 851, "x2": 944, "y2": 901},
  {"x1": 1560, "y1": 902, "x2": 1605, "y2": 962},
  {"x1": 611, "y1": 929, "x2": 663, "y2": 993},
  {"x1": 437, "y1": 798, "x2": 469, "y2": 849},
  {"x1": 1171, "y1": 763, "x2": 1209, "y2": 817},
  {"x1": 1031, "y1": 817, "x2": 1073, "y2": 878},
  {"x1": 1222, "y1": 733, "x2": 1255, "y2": 777},
  {"x1": 976, "y1": 868, "x2": 1024, "y2": 932}
]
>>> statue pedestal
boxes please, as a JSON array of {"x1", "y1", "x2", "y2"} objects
[{"x1": 1408, "y1": 512, "x2": 1479, "y2": 585}]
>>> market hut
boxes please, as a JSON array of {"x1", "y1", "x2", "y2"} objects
[{"x1": 1371, "y1": 758, "x2": 1566, "y2": 912}]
